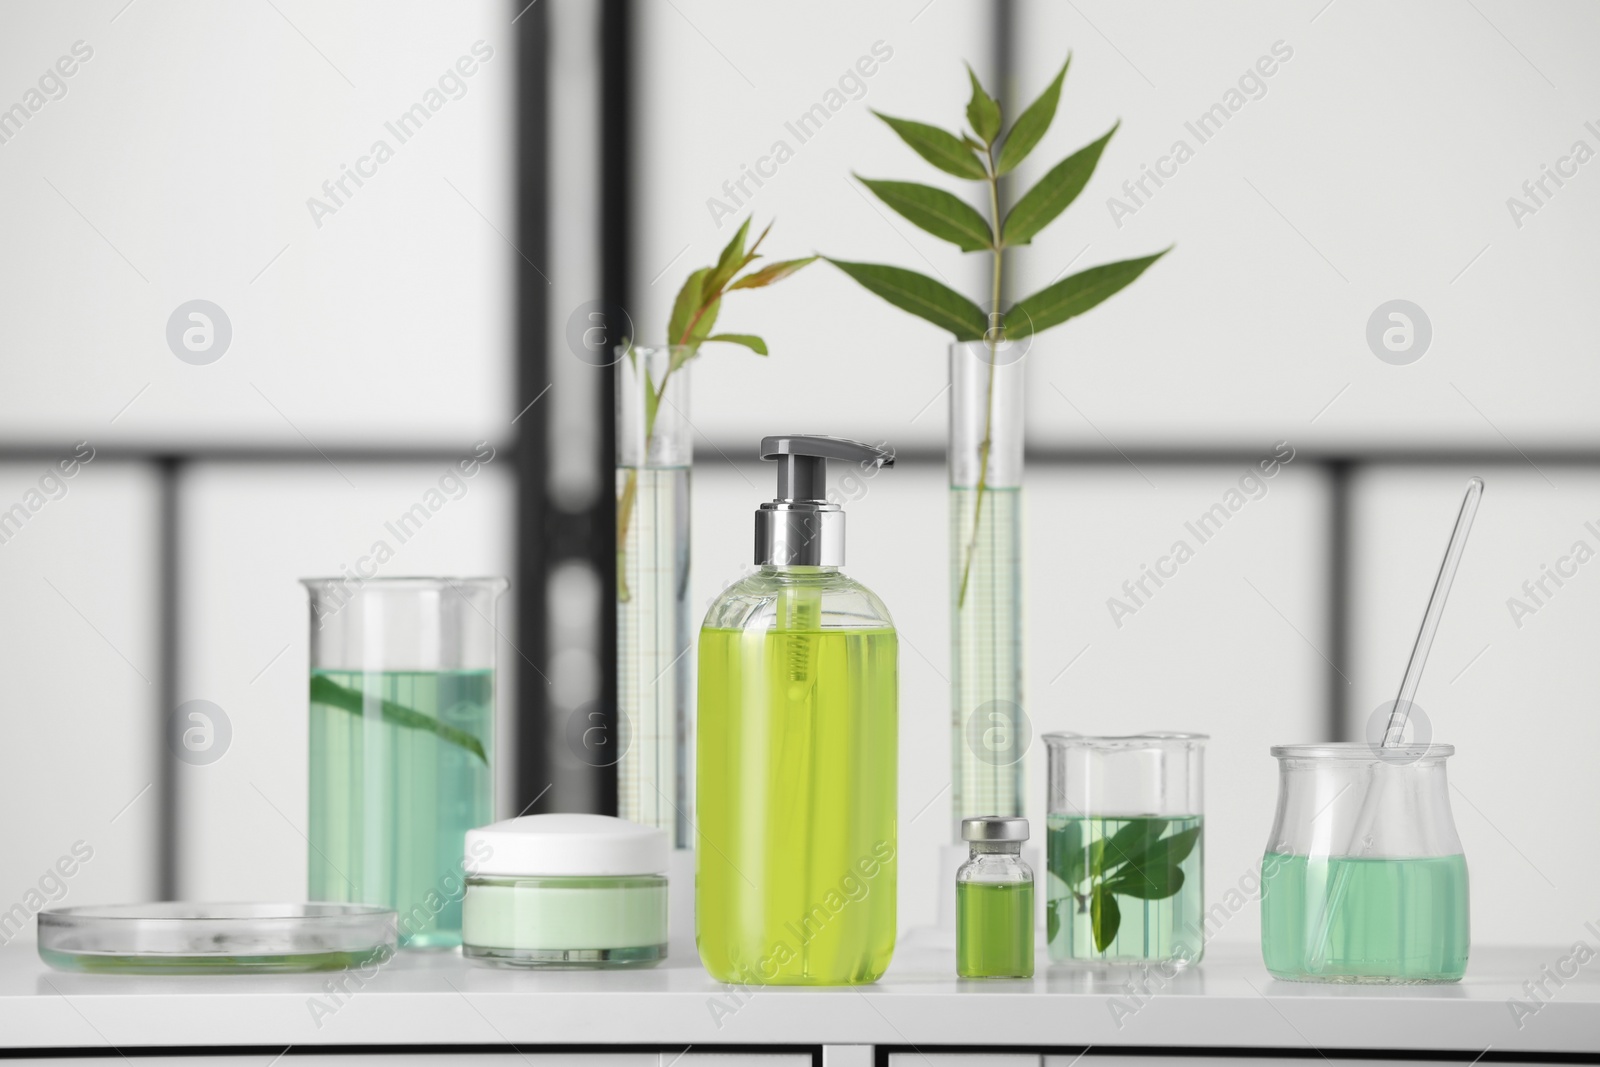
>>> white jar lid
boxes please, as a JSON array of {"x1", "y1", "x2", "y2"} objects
[{"x1": 466, "y1": 814, "x2": 668, "y2": 877}]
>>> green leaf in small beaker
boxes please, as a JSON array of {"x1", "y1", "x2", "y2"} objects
[
  {"x1": 1105, "y1": 864, "x2": 1185, "y2": 901},
  {"x1": 1101, "y1": 817, "x2": 1167, "y2": 874},
  {"x1": 1091, "y1": 884, "x2": 1120, "y2": 952}
]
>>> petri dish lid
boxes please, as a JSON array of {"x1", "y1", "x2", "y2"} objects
[
  {"x1": 37, "y1": 902, "x2": 397, "y2": 974},
  {"x1": 467, "y1": 814, "x2": 668, "y2": 877}
]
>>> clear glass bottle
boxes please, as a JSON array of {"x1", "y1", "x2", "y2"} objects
[
  {"x1": 615, "y1": 345, "x2": 692, "y2": 846},
  {"x1": 956, "y1": 816, "x2": 1033, "y2": 978},
  {"x1": 949, "y1": 339, "x2": 1026, "y2": 842},
  {"x1": 1044, "y1": 732, "x2": 1206, "y2": 966},
  {"x1": 697, "y1": 436, "x2": 899, "y2": 986},
  {"x1": 1261, "y1": 743, "x2": 1468, "y2": 983},
  {"x1": 301, "y1": 576, "x2": 506, "y2": 949}
]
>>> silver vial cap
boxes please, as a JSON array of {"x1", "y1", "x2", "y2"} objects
[{"x1": 961, "y1": 816, "x2": 1029, "y2": 842}]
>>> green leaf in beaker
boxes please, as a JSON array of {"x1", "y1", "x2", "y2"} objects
[
  {"x1": 1105, "y1": 863, "x2": 1185, "y2": 900},
  {"x1": 1047, "y1": 897, "x2": 1061, "y2": 942},
  {"x1": 309, "y1": 674, "x2": 488, "y2": 765},
  {"x1": 1091, "y1": 884, "x2": 1120, "y2": 951},
  {"x1": 1053, "y1": 818, "x2": 1084, "y2": 887},
  {"x1": 1101, "y1": 817, "x2": 1167, "y2": 874}
]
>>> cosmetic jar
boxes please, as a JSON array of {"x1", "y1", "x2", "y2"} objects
[{"x1": 461, "y1": 813, "x2": 668, "y2": 967}]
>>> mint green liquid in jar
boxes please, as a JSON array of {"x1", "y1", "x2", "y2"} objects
[{"x1": 1260, "y1": 743, "x2": 1469, "y2": 983}]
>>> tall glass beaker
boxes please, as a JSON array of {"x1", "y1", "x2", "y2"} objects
[
  {"x1": 1260, "y1": 743, "x2": 1468, "y2": 983},
  {"x1": 1045, "y1": 732, "x2": 1207, "y2": 966},
  {"x1": 303, "y1": 576, "x2": 506, "y2": 949},
  {"x1": 615, "y1": 345, "x2": 692, "y2": 845},
  {"x1": 950, "y1": 339, "x2": 1025, "y2": 841}
]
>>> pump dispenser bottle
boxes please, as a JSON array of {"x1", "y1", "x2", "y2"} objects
[{"x1": 697, "y1": 435, "x2": 899, "y2": 985}]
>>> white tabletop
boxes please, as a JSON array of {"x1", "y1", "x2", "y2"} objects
[{"x1": 1, "y1": 935, "x2": 1594, "y2": 1054}]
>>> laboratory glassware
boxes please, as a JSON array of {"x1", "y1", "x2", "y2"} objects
[
  {"x1": 1260, "y1": 743, "x2": 1468, "y2": 982},
  {"x1": 1045, "y1": 732, "x2": 1206, "y2": 965},
  {"x1": 303, "y1": 576, "x2": 505, "y2": 949},
  {"x1": 615, "y1": 345, "x2": 692, "y2": 845}
]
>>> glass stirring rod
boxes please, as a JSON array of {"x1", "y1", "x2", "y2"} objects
[
  {"x1": 1382, "y1": 477, "x2": 1484, "y2": 747},
  {"x1": 1303, "y1": 476, "x2": 1484, "y2": 974}
]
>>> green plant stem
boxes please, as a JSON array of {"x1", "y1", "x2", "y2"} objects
[
  {"x1": 957, "y1": 150, "x2": 1005, "y2": 609},
  {"x1": 616, "y1": 318, "x2": 703, "y2": 604}
]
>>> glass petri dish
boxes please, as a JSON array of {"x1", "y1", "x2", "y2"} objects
[{"x1": 37, "y1": 903, "x2": 397, "y2": 974}]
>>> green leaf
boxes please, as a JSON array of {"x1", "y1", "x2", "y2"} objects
[
  {"x1": 825, "y1": 258, "x2": 988, "y2": 340},
  {"x1": 686, "y1": 297, "x2": 721, "y2": 346},
  {"x1": 708, "y1": 218, "x2": 769, "y2": 295},
  {"x1": 1046, "y1": 897, "x2": 1061, "y2": 942},
  {"x1": 872, "y1": 111, "x2": 987, "y2": 180},
  {"x1": 1003, "y1": 121, "x2": 1118, "y2": 246},
  {"x1": 1085, "y1": 836, "x2": 1106, "y2": 883},
  {"x1": 1091, "y1": 884, "x2": 1121, "y2": 952},
  {"x1": 1145, "y1": 825, "x2": 1202, "y2": 869},
  {"x1": 706, "y1": 333, "x2": 768, "y2": 355},
  {"x1": 965, "y1": 63, "x2": 1001, "y2": 145},
  {"x1": 1052, "y1": 818, "x2": 1084, "y2": 888},
  {"x1": 1004, "y1": 248, "x2": 1170, "y2": 338},
  {"x1": 668, "y1": 267, "x2": 708, "y2": 346},
  {"x1": 1106, "y1": 864, "x2": 1185, "y2": 900},
  {"x1": 643, "y1": 361, "x2": 660, "y2": 433},
  {"x1": 310, "y1": 674, "x2": 487, "y2": 765},
  {"x1": 729, "y1": 256, "x2": 817, "y2": 290},
  {"x1": 1101, "y1": 817, "x2": 1167, "y2": 874},
  {"x1": 856, "y1": 177, "x2": 993, "y2": 253},
  {"x1": 997, "y1": 55, "x2": 1069, "y2": 175},
  {"x1": 713, "y1": 217, "x2": 751, "y2": 278}
]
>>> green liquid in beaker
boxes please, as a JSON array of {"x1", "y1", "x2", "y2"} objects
[
  {"x1": 1046, "y1": 813, "x2": 1204, "y2": 963},
  {"x1": 957, "y1": 880, "x2": 1033, "y2": 978},
  {"x1": 1260, "y1": 852, "x2": 1469, "y2": 983},
  {"x1": 309, "y1": 669, "x2": 493, "y2": 948}
]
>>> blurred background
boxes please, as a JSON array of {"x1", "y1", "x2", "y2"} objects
[{"x1": 2, "y1": 0, "x2": 1597, "y2": 953}]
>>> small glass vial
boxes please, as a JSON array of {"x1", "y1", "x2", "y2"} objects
[{"x1": 956, "y1": 816, "x2": 1033, "y2": 978}]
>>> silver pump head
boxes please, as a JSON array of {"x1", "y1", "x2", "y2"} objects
[{"x1": 754, "y1": 434, "x2": 895, "y2": 567}]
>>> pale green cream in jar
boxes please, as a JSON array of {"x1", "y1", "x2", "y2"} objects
[{"x1": 462, "y1": 814, "x2": 668, "y2": 968}]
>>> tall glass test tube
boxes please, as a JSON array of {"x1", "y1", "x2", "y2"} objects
[
  {"x1": 615, "y1": 345, "x2": 691, "y2": 845},
  {"x1": 949, "y1": 339, "x2": 1026, "y2": 841}
]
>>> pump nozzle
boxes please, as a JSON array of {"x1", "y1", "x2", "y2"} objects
[{"x1": 755, "y1": 435, "x2": 894, "y2": 566}]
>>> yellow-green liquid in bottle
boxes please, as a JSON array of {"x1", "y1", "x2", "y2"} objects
[
  {"x1": 957, "y1": 881, "x2": 1034, "y2": 978},
  {"x1": 696, "y1": 625, "x2": 898, "y2": 985}
]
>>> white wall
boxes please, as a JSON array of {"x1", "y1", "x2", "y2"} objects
[{"x1": 0, "y1": 0, "x2": 518, "y2": 920}]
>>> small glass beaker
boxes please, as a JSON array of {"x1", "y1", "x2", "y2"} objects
[
  {"x1": 1044, "y1": 732, "x2": 1206, "y2": 966},
  {"x1": 302, "y1": 576, "x2": 507, "y2": 949},
  {"x1": 1260, "y1": 743, "x2": 1468, "y2": 983}
]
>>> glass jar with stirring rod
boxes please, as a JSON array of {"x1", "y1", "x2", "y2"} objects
[
  {"x1": 1260, "y1": 742, "x2": 1468, "y2": 983},
  {"x1": 957, "y1": 816, "x2": 1034, "y2": 978}
]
